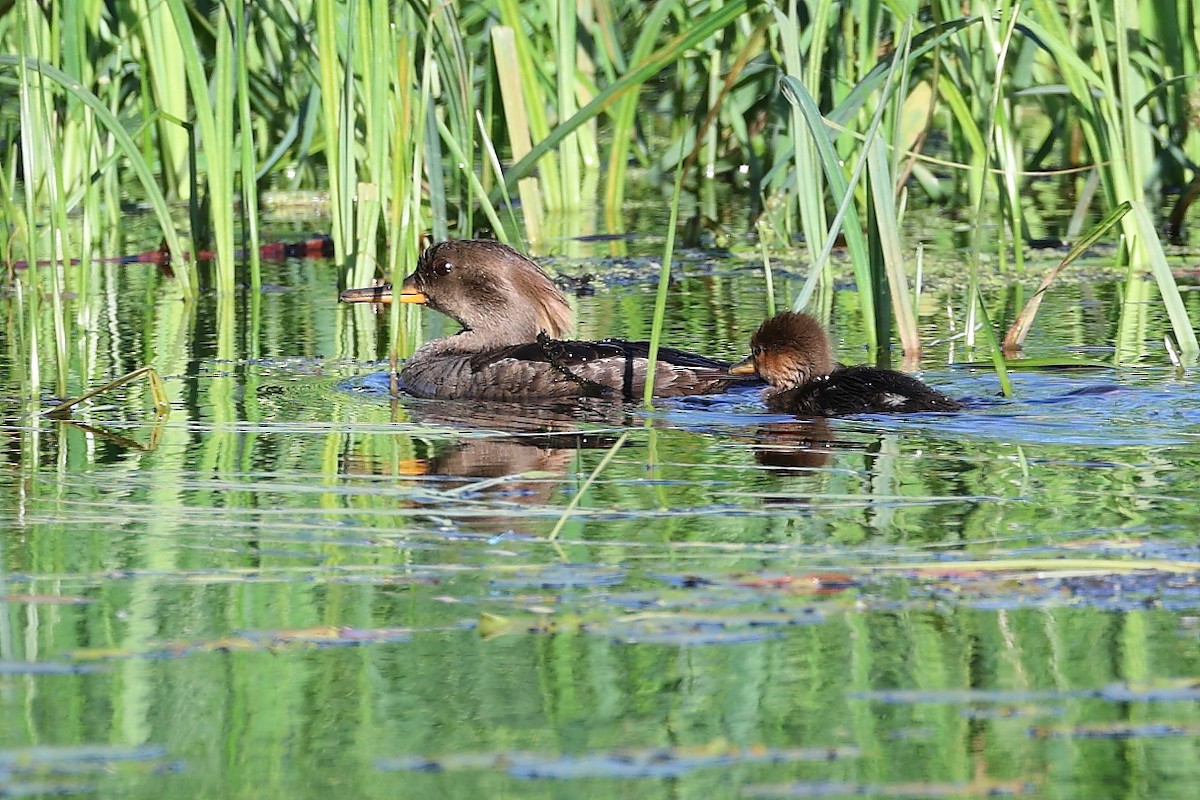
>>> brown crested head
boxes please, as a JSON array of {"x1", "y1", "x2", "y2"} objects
[
  {"x1": 405, "y1": 240, "x2": 573, "y2": 344},
  {"x1": 741, "y1": 311, "x2": 835, "y2": 389}
]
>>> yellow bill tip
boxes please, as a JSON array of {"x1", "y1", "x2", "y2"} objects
[{"x1": 729, "y1": 358, "x2": 758, "y2": 377}]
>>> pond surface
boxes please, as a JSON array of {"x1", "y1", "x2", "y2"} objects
[{"x1": 3, "y1": 233, "x2": 1200, "y2": 798}]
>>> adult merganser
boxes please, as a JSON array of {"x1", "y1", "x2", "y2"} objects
[{"x1": 340, "y1": 240, "x2": 751, "y2": 401}]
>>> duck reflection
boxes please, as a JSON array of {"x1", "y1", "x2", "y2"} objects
[
  {"x1": 340, "y1": 399, "x2": 628, "y2": 533},
  {"x1": 746, "y1": 418, "x2": 836, "y2": 472}
]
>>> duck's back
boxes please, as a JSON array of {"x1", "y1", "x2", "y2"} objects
[
  {"x1": 400, "y1": 338, "x2": 745, "y2": 401},
  {"x1": 768, "y1": 365, "x2": 962, "y2": 416}
]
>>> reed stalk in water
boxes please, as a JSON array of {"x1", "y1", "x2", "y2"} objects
[
  {"x1": 2, "y1": 0, "x2": 1198, "y2": 365},
  {"x1": 641, "y1": 126, "x2": 688, "y2": 407}
]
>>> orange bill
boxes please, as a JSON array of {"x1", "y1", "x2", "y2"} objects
[{"x1": 339, "y1": 277, "x2": 427, "y2": 305}]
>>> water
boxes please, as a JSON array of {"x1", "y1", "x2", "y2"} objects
[{"x1": 3, "y1": 238, "x2": 1200, "y2": 798}]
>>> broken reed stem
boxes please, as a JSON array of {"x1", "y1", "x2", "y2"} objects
[
  {"x1": 547, "y1": 431, "x2": 629, "y2": 540},
  {"x1": 46, "y1": 365, "x2": 170, "y2": 419}
]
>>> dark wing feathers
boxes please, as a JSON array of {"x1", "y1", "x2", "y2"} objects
[
  {"x1": 597, "y1": 340, "x2": 737, "y2": 372},
  {"x1": 782, "y1": 366, "x2": 962, "y2": 416},
  {"x1": 469, "y1": 338, "x2": 735, "y2": 372},
  {"x1": 459, "y1": 337, "x2": 753, "y2": 401}
]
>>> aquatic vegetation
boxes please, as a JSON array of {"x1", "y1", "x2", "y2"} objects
[{"x1": 2, "y1": 2, "x2": 1194, "y2": 311}]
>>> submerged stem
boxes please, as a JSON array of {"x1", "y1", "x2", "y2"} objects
[{"x1": 547, "y1": 431, "x2": 630, "y2": 541}]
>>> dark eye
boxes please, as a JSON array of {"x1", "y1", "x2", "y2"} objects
[
  {"x1": 752, "y1": 346, "x2": 762, "y2": 357},
  {"x1": 433, "y1": 259, "x2": 453, "y2": 277}
]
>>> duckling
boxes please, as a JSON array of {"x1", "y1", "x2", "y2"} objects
[{"x1": 730, "y1": 312, "x2": 962, "y2": 416}]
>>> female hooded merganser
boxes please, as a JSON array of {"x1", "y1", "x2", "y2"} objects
[
  {"x1": 340, "y1": 240, "x2": 749, "y2": 401},
  {"x1": 730, "y1": 311, "x2": 962, "y2": 416}
]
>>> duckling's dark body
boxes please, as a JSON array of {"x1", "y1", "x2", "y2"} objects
[
  {"x1": 763, "y1": 365, "x2": 963, "y2": 416},
  {"x1": 732, "y1": 312, "x2": 962, "y2": 416},
  {"x1": 341, "y1": 240, "x2": 749, "y2": 401}
]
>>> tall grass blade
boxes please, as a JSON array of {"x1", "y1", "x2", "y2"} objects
[
  {"x1": 973, "y1": 293, "x2": 1012, "y2": 398},
  {"x1": 477, "y1": 111, "x2": 527, "y2": 243},
  {"x1": 233, "y1": 0, "x2": 261, "y2": 291},
  {"x1": 602, "y1": 0, "x2": 675, "y2": 231},
  {"x1": 642, "y1": 140, "x2": 687, "y2": 406},
  {"x1": 1023, "y1": 7, "x2": 1197, "y2": 358},
  {"x1": 316, "y1": 0, "x2": 349, "y2": 263},
  {"x1": 555, "y1": 0, "x2": 581, "y2": 210},
  {"x1": 866, "y1": 138, "x2": 918, "y2": 355},
  {"x1": 497, "y1": 0, "x2": 749, "y2": 200},
  {"x1": 435, "y1": 116, "x2": 509, "y2": 243},
  {"x1": 132, "y1": 0, "x2": 189, "y2": 198},
  {"x1": 827, "y1": 17, "x2": 979, "y2": 127},
  {"x1": 964, "y1": 3, "x2": 1019, "y2": 391},
  {"x1": 1004, "y1": 201, "x2": 1131, "y2": 353},
  {"x1": 773, "y1": 1, "x2": 827, "y2": 278},
  {"x1": 781, "y1": 65, "x2": 911, "y2": 348},
  {"x1": 492, "y1": 25, "x2": 545, "y2": 247},
  {"x1": 495, "y1": 0, "x2": 562, "y2": 209},
  {"x1": 0, "y1": 55, "x2": 190, "y2": 297},
  {"x1": 15, "y1": 20, "x2": 70, "y2": 396},
  {"x1": 756, "y1": 225, "x2": 777, "y2": 318},
  {"x1": 1127, "y1": 201, "x2": 1197, "y2": 359},
  {"x1": 163, "y1": 0, "x2": 235, "y2": 287}
]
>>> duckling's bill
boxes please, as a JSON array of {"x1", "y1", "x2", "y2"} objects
[
  {"x1": 339, "y1": 281, "x2": 428, "y2": 305},
  {"x1": 728, "y1": 357, "x2": 758, "y2": 376}
]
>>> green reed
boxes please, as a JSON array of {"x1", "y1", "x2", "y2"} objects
[
  {"x1": 165, "y1": 0, "x2": 238, "y2": 289},
  {"x1": 554, "y1": 0, "x2": 581, "y2": 210},
  {"x1": 16, "y1": 21, "x2": 69, "y2": 397},
  {"x1": 601, "y1": 1, "x2": 677, "y2": 232},
  {"x1": 315, "y1": 0, "x2": 350, "y2": 265},
  {"x1": 775, "y1": 13, "x2": 988, "y2": 357},
  {"x1": 234, "y1": 0, "x2": 261, "y2": 289},
  {"x1": 495, "y1": 0, "x2": 563, "y2": 214},
  {"x1": 385, "y1": 4, "x2": 438, "y2": 379},
  {"x1": 495, "y1": 0, "x2": 749, "y2": 203},
  {"x1": 1024, "y1": 0, "x2": 1197, "y2": 358},
  {"x1": 966, "y1": 2, "x2": 1020, "y2": 396},
  {"x1": 3, "y1": 0, "x2": 1199, "y2": 379},
  {"x1": 491, "y1": 26, "x2": 543, "y2": 245},
  {"x1": 0, "y1": 55, "x2": 188, "y2": 280},
  {"x1": 641, "y1": 127, "x2": 688, "y2": 406},
  {"x1": 766, "y1": 1, "x2": 1195, "y2": 371},
  {"x1": 132, "y1": 0, "x2": 190, "y2": 200}
]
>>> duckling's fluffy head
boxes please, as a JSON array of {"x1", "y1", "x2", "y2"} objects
[
  {"x1": 744, "y1": 312, "x2": 835, "y2": 389},
  {"x1": 404, "y1": 240, "x2": 573, "y2": 343}
]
